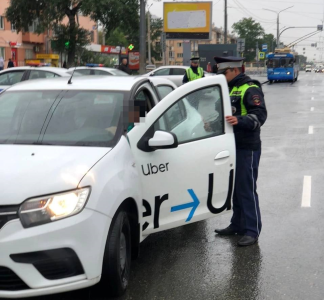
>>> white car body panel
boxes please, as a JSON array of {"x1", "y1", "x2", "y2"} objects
[{"x1": 0, "y1": 146, "x2": 110, "y2": 205}]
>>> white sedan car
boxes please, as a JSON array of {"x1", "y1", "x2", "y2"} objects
[
  {"x1": 0, "y1": 67, "x2": 70, "y2": 92},
  {"x1": 143, "y1": 65, "x2": 214, "y2": 87},
  {"x1": 0, "y1": 75, "x2": 234, "y2": 298},
  {"x1": 67, "y1": 66, "x2": 129, "y2": 76}
]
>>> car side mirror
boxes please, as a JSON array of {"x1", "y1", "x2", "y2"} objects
[
  {"x1": 148, "y1": 130, "x2": 178, "y2": 150},
  {"x1": 150, "y1": 73, "x2": 154, "y2": 76}
]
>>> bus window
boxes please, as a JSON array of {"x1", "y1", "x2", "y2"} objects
[
  {"x1": 267, "y1": 59, "x2": 274, "y2": 68},
  {"x1": 288, "y1": 59, "x2": 294, "y2": 67},
  {"x1": 280, "y1": 58, "x2": 287, "y2": 68}
]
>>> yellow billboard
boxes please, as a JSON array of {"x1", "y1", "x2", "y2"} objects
[{"x1": 164, "y1": 2, "x2": 212, "y2": 39}]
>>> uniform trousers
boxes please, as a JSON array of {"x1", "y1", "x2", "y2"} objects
[{"x1": 230, "y1": 149, "x2": 262, "y2": 238}]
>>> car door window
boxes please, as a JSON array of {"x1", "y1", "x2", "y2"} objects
[
  {"x1": 29, "y1": 70, "x2": 60, "y2": 80},
  {"x1": 75, "y1": 69, "x2": 91, "y2": 75},
  {"x1": 172, "y1": 68, "x2": 186, "y2": 75},
  {"x1": 152, "y1": 68, "x2": 170, "y2": 76},
  {"x1": 156, "y1": 85, "x2": 174, "y2": 100},
  {"x1": 0, "y1": 71, "x2": 25, "y2": 85},
  {"x1": 93, "y1": 70, "x2": 112, "y2": 75},
  {"x1": 135, "y1": 89, "x2": 154, "y2": 112},
  {"x1": 154, "y1": 86, "x2": 223, "y2": 144}
]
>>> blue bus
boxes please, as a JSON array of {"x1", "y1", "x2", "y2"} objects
[{"x1": 266, "y1": 50, "x2": 299, "y2": 83}]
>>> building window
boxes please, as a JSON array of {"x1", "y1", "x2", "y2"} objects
[
  {"x1": 0, "y1": 16, "x2": 4, "y2": 30},
  {"x1": 0, "y1": 47, "x2": 5, "y2": 59},
  {"x1": 177, "y1": 53, "x2": 183, "y2": 58},
  {"x1": 169, "y1": 51, "x2": 174, "y2": 58},
  {"x1": 177, "y1": 42, "x2": 182, "y2": 47},
  {"x1": 90, "y1": 31, "x2": 94, "y2": 42},
  {"x1": 28, "y1": 19, "x2": 39, "y2": 33},
  {"x1": 11, "y1": 23, "x2": 16, "y2": 31},
  {"x1": 25, "y1": 49, "x2": 34, "y2": 60}
]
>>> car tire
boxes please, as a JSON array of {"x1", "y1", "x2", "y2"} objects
[
  {"x1": 97, "y1": 210, "x2": 132, "y2": 297},
  {"x1": 269, "y1": 80, "x2": 273, "y2": 84}
]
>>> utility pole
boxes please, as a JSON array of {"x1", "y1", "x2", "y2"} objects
[
  {"x1": 263, "y1": 6, "x2": 293, "y2": 48},
  {"x1": 139, "y1": 0, "x2": 146, "y2": 74},
  {"x1": 256, "y1": 41, "x2": 259, "y2": 73},
  {"x1": 224, "y1": 0, "x2": 227, "y2": 44},
  {"x1": 148, "y1": 11, "x2": 152, "y2": 64}
]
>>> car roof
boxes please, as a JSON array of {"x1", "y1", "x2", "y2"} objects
[
  {"x1": 155, "y1": 65, "x2": 188, "y2": 69},
  {"x1": 68, "y1": 67, "x2": 117, "y2": 71},
  {"x1": 6, "y1": 76, "x2": 149, "y2": 91}
]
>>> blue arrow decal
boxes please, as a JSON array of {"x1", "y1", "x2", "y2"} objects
[{"x1": 171, "y1": 189, "x2": 200, "y2": 222}]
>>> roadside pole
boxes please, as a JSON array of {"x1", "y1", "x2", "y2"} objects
[{"x1": 139, "y1": 0, "x2": 146, "y2": 74}]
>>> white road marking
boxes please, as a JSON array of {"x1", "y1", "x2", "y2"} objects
[
  {"x1": 309, "y1": 126, "x2": 314, "y2": 134},
  {"x1": 301, "y1": 176, "x2": 312, "y2": 208},
  {"x1": 311, "y1": 107, "x2": 314, "y2": 111}
]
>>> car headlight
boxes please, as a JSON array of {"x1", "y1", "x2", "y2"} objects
[
  {"x1": 287, "y1": 72, "x2": 291, "y2": 75},
  {"x1": 19, "y1": 187, "x2": 91, "y2": 228}
]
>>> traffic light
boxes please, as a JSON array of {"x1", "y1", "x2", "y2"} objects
[
  {"x1": 65, "y1": 41, "x2": 70, "y2": 49},
  {"x1": 128, "y1": 44, "x2": 134, "y2": 51}
]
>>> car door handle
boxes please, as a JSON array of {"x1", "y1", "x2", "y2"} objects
[{"x1": 215, "y1": 151, "x2": 230, "y2": 160}]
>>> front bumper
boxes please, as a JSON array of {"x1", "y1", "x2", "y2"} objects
[
  {"x1": 0, "y1": 208, "x2": 111, "y2": 298},
  {"x1": 268, "y1": 73, "x2": 294, "y2": 81}
]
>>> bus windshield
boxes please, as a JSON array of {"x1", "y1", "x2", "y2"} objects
[{"x1": 267, "y1": 57, "x2": 294, "y2": 68}]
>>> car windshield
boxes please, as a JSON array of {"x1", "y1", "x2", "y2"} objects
[{"x1": 0, "y1": 90, "x2": 127, "y2": 147}]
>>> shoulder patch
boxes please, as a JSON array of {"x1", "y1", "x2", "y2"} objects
[{"x1": 252, "y1": 94, "x2": 261, "y2": 105}]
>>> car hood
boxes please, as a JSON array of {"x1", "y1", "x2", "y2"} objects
[{"x1": 0, "y1": 145, "x2": 110, "y2": 205}]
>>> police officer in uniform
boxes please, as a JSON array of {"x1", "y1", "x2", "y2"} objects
[
  {"x1": 182, "y1": 56, "x2": 205, "y2": 84},
  {"x1": 183, "y1": 57, "x2": 205, "y2": 109},
  {"x1": 213, "y1": 56, "x2": 267, "y2": 247}
]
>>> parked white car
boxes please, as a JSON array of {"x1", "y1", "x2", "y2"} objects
[
  {"x1": 144, "y1": 65, "x2": 214, "y2": 87},
  {"x1": 0, "y1": 67, "x2": 70, "y2": 92},
  {"x1": 67, "y1": 66, "x2": 129, "y2": 76},
  {"x1": 0, "y1": 75, "x2": 234, "y2": 298}
]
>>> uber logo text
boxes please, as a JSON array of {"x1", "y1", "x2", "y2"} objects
[{"x1": 142, "y1": 163, "x2": 169, "y2": 176}]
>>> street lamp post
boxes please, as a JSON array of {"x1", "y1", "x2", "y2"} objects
[{"x1": 263, "y1": 6, "x2": 294, "y2": 47}]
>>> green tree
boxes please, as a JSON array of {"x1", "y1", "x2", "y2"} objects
[
  {"x1": 232, "y1": 18, "x2": 265, "y2": 61},
  {"x1": 6, "y1": 0, "x2": 139, "y2": 67},
  {"x1": 148, "y1": 16, "x2": 163, "y2": 62},
  {"x1": 105, "y1": 28, "x2": 129, "y2": 48},
  {"x1": 51, "y1": 24, "x2": 91, "y2": 64}
]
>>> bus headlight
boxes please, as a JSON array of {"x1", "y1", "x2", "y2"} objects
[
  {"x1": 19, "y1": 187, "x2": 91, "y2": 228},
  {"x1": 287, "y1": 72, "x2": 291, "y2": 75}
]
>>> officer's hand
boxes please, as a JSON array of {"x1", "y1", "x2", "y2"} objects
[{"x1": 226, "y1": 116, "x2": 238, "y2": 126}]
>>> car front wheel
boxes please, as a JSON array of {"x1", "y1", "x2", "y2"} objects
[{"x1": 96, "y1": 210, "x2": 132, "y2": 297}]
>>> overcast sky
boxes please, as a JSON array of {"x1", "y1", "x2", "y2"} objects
[{"x1": 147, "y1": 0, "x2": 324, "y2": 61}]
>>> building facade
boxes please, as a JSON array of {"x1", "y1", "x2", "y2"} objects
[{"x1": 0, "y1": 0, "x2": 98, "y2": 68}]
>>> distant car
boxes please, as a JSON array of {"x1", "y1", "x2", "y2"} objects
[
  {"x1": 305, "y1": 65, "x2": 312, "y2": 72},
  {"x1": 0, "y1": 67, "x2": 70, "y2": 92},
  {"x1": 143, "y1": 65, "x2": 213, "y2": 87},
  {"x1": 67, "y1": 65, "x2": 129, "y2": 76}
]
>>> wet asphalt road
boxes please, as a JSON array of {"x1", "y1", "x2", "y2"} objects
[{"x1": 29, "y1": 72, "x2": 324, "y2": 300}]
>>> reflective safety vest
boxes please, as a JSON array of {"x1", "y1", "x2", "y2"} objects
[
  {"x1": 186, "y1": 67, "x2": 204, "y2": 81},
  {"x1": 229, "y1": 83, "x2": 259, "y2": 116}
]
